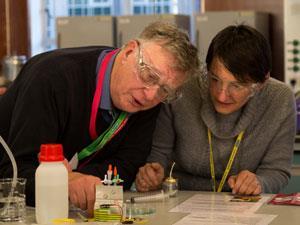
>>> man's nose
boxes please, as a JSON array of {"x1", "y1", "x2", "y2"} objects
[{"x1": 143, "y1": 86, "x2": 159, "y2": 101}]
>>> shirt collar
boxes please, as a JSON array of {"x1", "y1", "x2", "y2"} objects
[{"x1": 96, "y1": 49, "x2": 119, "y2": 112}]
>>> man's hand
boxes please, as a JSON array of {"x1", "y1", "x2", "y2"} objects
[
  {"x1": 63, "y1": 159, "x2": 72, "y2": 172},
  {"x1": 228, "y1": 170, "x2": 262, "y2": 195},
  {"x1": 0, "y1": 87, "x2": 7, "y2": 95},
  {"x1": 68, "y1": 172, "x2": 101, "y2": 217},
  {"x1": 135, "y1": 162, "x2": 164, "y2": 192}
]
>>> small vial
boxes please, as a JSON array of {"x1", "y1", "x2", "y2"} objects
[{"x1": 162, "y1": 177, "x2": 178, "y2": 197}]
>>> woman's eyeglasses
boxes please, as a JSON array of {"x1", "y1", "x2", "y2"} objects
[{"x1": 208, "y1": 72, "x2": 258, "y2": 98}]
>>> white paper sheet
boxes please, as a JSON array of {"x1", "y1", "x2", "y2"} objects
[
  {"x1": 170, "y1": 193, "x2": 270, "y2": 214},
  {"x1": 172, "y1": 212, "x2": 277, "y2": 225}
]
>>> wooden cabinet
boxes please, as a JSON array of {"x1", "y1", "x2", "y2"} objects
[{"x1": 0, "y1": 0, "x2": 30, "y2": 74}]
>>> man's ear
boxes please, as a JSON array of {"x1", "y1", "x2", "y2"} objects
[{"x1": 122, "y1": 39, "x2": 138, "y2": 61}]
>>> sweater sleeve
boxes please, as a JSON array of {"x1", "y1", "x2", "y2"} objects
[
  {"x1": 256, "y1": 88, "x2": 296, "y2": 193},
  {"x1": 0, "y1": 66, "x2": 67, "y2": 206},
  {"x1": 146, "y1": 104, "x2": 175, "y2": 171}
]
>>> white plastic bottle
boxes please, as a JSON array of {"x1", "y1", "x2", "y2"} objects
[{"x1": 35, "y1": 144, "x2": 68, "y2": 224}]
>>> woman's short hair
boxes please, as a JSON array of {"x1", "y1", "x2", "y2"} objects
[{"x1": 206, "y1": 24, "x2": 271, "y2": 83}]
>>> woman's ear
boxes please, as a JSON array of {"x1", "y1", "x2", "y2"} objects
[
  {"x1": 257, "y1": 72, "x2": 271, "y2": 90},
  {"x1": 265, "y1": 72, "x2": 270, "y2": 80}
]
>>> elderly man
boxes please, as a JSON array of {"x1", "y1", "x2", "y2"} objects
[{"x1": 0, "y1": 21, "x2": 199, "y2": 215}]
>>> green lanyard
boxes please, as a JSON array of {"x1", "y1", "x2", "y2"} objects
[
  {"x1": 78, "y1": 111, "x2": 128, "y2": 161},
  {"x1": 207, "y1": 129, "x2": 244, "y2": 192},
  {"x1": 79, "y1": 49, "x2": 128, "y2": 162}
]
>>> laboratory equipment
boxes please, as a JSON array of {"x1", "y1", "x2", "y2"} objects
[
  {"x1": 130, "y1": 190, "x2": 169, "y2": 203},
  {"x1": 56, "y1": 16, "x2": 116, "y2": 48},
  {"x1": 2, "y1": 55, "x2": 27, "y2": 82},
  {"x1": 0, "y1": 178, "x2": 26, "y2": 222},
  {"x1": 0, "y1": 136, "x2": 25, "y2": 222},
  {"x1": 94, "y1": 184, "x2": 123, "y2": 222},
  {"x1": 35, "y1": 144, "x2": 68, "y2": 224},
  {"x1": 162, "y1": 162, "x2": 178, "y2": 197},
  {"x1": 284, "y1": 0, "x2": 300, "y2": 91}
]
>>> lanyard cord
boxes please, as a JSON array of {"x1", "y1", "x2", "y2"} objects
[
  {"x1": 207, "y1": 129, "x2": 244, "y2": 192},
  {"x1": 78, "y1": 111, "x2": 128, "y2": 161},
  {"x1": 89, "y1": 50, "x2": 117, "y2": 140},
  {"x1": 78, "y1": 49, "x2": 128, "y2": 162}
]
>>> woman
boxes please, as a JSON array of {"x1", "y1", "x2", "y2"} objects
[{"x1": 135, "y1": 25, "x2": 296, "y2": 195}]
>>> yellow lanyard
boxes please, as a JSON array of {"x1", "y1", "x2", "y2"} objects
[{"x1": 207, "y1": 129, "x2": 244, "y2": 192}]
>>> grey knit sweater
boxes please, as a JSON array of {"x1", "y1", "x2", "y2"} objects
[{"x1": 147, "y1": 76, "x2": 296, "y2": 193}]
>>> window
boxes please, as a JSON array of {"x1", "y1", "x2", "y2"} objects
[
  {"x1": 29, "y1": 0, "x2": 200, "y2": 56},
  {"x1": 132, "y1": 0, "x2": 171, "y2": 14},
  {"x1": 67, "y1": 0, "x2": 110, "y2": 16}
]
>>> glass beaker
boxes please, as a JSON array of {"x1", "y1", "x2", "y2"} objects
[{"x1": 0, "y1": 178, "x2": 27, "y2": 222}]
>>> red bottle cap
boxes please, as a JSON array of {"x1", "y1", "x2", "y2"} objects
[{"x1": 39, "y1": 144, "x2": 64, "y2": 162}]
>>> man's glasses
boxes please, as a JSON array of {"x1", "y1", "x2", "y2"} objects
[
  {"x1": 208, "y1": 72, "x2": 258, "y2": 98},
  {"x1": 135, "y1": 41, "x2": 182, "y2": 103}
]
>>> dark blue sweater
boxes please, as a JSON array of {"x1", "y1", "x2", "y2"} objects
[{"x1": 0, "y1": 46, "x2": 160, "y2": 206}]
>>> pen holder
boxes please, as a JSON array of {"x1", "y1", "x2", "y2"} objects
[{"x1": 162, "y1": 177, "x2": 178, "y2": 197}]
